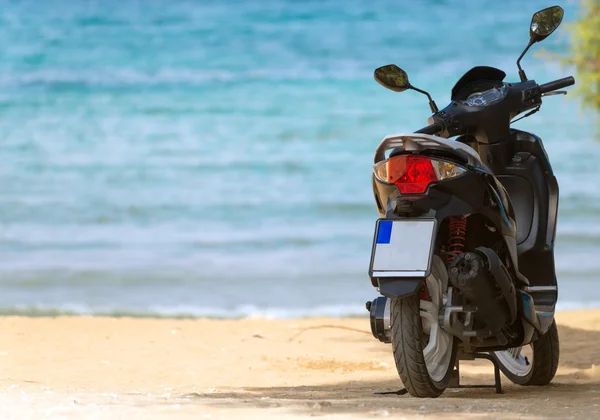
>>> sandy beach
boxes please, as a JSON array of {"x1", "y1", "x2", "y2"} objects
[{"x1": 0, "y1": 310, "x2": 598, "y2": 419}]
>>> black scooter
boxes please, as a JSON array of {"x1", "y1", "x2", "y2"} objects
[{"x1": 366, "y1": 6, "x2": 573, "y2": 397}]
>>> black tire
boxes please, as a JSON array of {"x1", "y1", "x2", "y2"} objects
[
  {"x1": 493, "y1": 319, "x2": 560, "y2": 386},
  {"x1": 390, "y1": 293, "x2": 456, "y2": 398}
]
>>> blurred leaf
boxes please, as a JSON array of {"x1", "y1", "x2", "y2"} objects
[{"x1": 563, "y1": 0, "x2": 600, "y2": 112}]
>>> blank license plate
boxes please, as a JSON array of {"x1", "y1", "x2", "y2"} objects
[{"x1": 370, "y1": 219, "x2": 436, "y2": 277}]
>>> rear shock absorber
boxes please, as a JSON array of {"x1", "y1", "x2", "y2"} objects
[{"x1": 448, "y1": 216, "x2": 467, "y2": 262}]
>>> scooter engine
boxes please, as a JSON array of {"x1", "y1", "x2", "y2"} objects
[{"x1": 448, "y1": 248, "x2": 517, "y2": 334}]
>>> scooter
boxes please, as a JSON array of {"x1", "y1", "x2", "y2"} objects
[{"x1": 366, "y1": 6, "x2": 574, "y2": 397}]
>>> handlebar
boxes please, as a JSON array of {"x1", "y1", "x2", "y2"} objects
[
  {"x1": 413, "y1": 76, "x2": 575, "y2": 139},
  {"x1": 539, "y1": 76, "x2": 575, "y2": 95},
  {"x1": 415, "y1": 122, "x2": 444, "y2": 135}
]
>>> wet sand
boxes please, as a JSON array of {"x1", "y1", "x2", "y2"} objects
[{"x1": 1, "y1": 310, "x2": 599, "y2": 419}]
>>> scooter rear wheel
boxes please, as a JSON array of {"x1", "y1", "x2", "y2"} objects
[{"x1": 390, "y1": 256, "x2": 457, "y2": 398}]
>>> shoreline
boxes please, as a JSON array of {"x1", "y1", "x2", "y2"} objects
[
  {"x1": 1, "y1": 309, "x2": 599, "y2": 419},
  {"x1": 0, "y1": 305, "x2": 598, "y2": 319}
]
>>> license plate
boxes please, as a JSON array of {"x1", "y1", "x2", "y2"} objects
[{"x1": 369, "y1": 219, "x2": 436, "y2": 278}]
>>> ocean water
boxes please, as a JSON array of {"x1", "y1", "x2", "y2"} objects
[{"x1": 0, "y1": 0, "x2": 598, "y2": 317}]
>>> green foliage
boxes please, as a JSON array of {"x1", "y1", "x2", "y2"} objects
[{"x1": 565, "y1": 0, "x2": 600, "y2": 112}]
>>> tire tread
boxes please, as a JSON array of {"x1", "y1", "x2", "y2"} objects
[
  {"x1": 526, "y1": 320, "x2": 559, "y2": 386},
  {"x1": 390, "y1": 294, "x2": 449, "y2": 398}
]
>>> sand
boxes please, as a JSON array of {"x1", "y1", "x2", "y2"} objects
[{"x1": 0, "y1": 310, "x2": 599, "y2": 419}]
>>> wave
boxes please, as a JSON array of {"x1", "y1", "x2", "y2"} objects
[
  {"x1": 0, "y1": 60, "x2": 501, "y2": 88},
  {"x1": 2, "y1": 69, "x2": 237, "y2": 87},
  {"x1": 0, "y1": 303, "x2": 368, "y2": 319},
  {"x1": 0, "y1": 301, "x2": 597, "y2": 318}
]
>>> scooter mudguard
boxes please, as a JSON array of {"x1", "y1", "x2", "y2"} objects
[{"x1": 378, "y1": 278, "x2": 424, "y2": 298}]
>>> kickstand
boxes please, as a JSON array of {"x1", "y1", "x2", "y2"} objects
[
  {"x1": 374, "y1": 352, "x2": 503, "y2": 396},
  {"x1": 449, "y1": 353, "x2": 503, "y2": 394}
]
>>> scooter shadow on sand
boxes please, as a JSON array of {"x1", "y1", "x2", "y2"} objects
[
  {"x1": 193, "y1": 324, "x2": 600, "y2": 416},
  {"x1": 196, "y1": 380, "x2": 599, "y2": 418}
]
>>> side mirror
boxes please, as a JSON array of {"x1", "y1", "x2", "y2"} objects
[
  {"x1": 530, "y1": 5, "x2": 564, "y2": 43},
  {"x1": 373, "y1": 64, "x2": 439, "y2": 112},
  {"x1": 517, "y1": 5, "x2": 564, "y2": 81},
  {"x1": 374, "y1": 65, "x2": 410, "y2": 92}
]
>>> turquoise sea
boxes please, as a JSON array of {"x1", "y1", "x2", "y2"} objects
[{"x1": 0, "y1": 0, "x2": 598, "y2": 317}]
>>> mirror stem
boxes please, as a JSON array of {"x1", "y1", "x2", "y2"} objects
[
  {"x1": 517, "y1": 39, "x2": 534, "y2": 82},
  {"x1": 410, "y1": 86, "x2": 439, "y2": 113}
]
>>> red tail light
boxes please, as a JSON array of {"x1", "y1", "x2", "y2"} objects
[
  {"x1": 390, "y1": 156, "x2": 437, "y2": 193},
  {"x1": 373, "y1": 155, "x2": 466, "y2": 194}
]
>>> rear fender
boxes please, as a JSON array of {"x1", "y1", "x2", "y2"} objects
[{"x1": 378, "y1": 278, "x2": 424, "y2": 298}]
